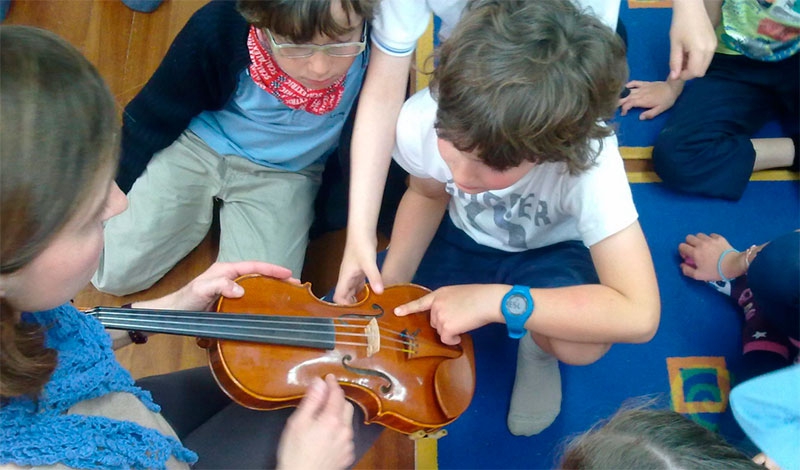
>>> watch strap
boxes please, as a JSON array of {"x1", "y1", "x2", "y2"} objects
[{"x1": 501, "y1": 285, "x2": 534, "y2": 339}]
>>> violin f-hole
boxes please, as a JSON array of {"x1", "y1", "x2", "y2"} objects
[{"x1": 341, "y1": 354, "x2": 394, "y2": 394}]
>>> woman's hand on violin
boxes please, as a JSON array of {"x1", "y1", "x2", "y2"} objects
[
  {"x1": 277, "y1": 374, "x2": 356, "y2": 470},
  {"x1": 138, "y1": 261, "x2": 297, "y2": 312},
  {"x1": 395, "y1": 284, "x2": 506, "y2": 345}
]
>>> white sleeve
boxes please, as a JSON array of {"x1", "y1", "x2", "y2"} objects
[
  {"x1": 572, "y1": 0, "x2": 620, "y2": 30},
  {"x1": 393, "y1": 89, "x2": 450, "y2": 182},
  {"x1": 371, "y1": 0, "x2": 467, "y2": 56},
  {"x1": 372, "y1": 0, "x2": 617, "y2": 57},
  {"x1": 371, "y1": 0, "x2": 435, "y2": 56},
  {"x1": 566, "y1": 134, "x2": 638, "y2": 247}
]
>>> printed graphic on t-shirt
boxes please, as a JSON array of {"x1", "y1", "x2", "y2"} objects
[{"x1": 445, "y1": 180, "x2": 552, "y2": 250}]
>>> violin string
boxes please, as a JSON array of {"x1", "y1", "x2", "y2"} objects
[
  {"x1": 332, "y1": 319, "x2": 410, "y2": 338},
  {"x1": 98, "y1": 318, "x2": 413, "y2": 353},
  {"x1": 92, "y1": 310, "x2": 413, "y2": 348},
  {"x1": 95, "y1": 309, "x2": 377, "y2": 329},
  {"x1": 91, "y1": 308, "x2": 456, "y2": 353},
  {"x1": 92, "y1": 308, "x2": 412, "y2": 336},
  {"x1": 98, "y1": 315, "x2": 371, "y2": 339}
]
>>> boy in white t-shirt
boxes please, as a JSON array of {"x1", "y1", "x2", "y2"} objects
[
  {"x1": 335, "y1": 0, "x2": 623, "y2": 304},
  {"x1": 382, "y1": 0, "x2": 661, "y2": 436}
]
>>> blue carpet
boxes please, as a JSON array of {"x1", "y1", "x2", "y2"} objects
[
  {"x1": 615, "y1": 1, "x2": 786, "y2": 147},
  {"x1": 615, "y1": 0, "x2": 673, "y2": 147},
  {"x1": 430, "y1": 3, "x2": 799, "y2": 468},
  {"x1": 437, "y1": 181, "x2": 799, "y2": 469}
]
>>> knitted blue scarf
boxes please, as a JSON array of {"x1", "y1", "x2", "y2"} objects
[{"x1": 0, "y1": 303, "x2": 198, "y2": 469}]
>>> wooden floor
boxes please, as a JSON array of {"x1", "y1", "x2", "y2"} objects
[{"x1": 3, "y1": 1, "x2": 412, "y2": 468}]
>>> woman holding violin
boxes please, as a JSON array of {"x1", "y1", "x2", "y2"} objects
[{"x1": 0, "y1": 25, "x2": 379, "y2": 469}]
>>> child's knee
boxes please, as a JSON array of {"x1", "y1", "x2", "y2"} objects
[
  {"x1": 548, "y1": 340, "x2": 611, "y2": 365},
  {"x1": 91, "y1": 248, "x2": 159, "y2": 296},
  {"x1": 652, "y1": 129, "x2": 694, "y2": 187},
  {"x1": 92, "y1": 261, "x2": 155, "y2": 296}
]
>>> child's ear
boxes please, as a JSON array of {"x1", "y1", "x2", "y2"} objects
[{"x1": 0, "y1": 273, "x2": 11, "y2": 298}]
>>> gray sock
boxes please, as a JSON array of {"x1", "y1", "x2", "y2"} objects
[{"x1": 507, "y1": 334, "x2": 561, "y2": 436}]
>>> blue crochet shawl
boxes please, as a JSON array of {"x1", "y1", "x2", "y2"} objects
[{"x1": 0, "y1": 303, "x2": 198, "y2": 469}]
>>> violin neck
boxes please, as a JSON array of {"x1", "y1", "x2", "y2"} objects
[{"x1": 85, "y1": 306, "x2": 336, "y2": 350}]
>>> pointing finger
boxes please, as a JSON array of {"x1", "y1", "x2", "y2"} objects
[{"x1": 394, "y1": 292, "x2": 434, "y2": 316}]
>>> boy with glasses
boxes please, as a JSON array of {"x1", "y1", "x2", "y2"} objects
[{"x1": 93, "y1": 0, "x2": 376, "y2": 295}]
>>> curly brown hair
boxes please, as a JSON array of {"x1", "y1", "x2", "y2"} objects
[
  {"x1": 431, "y1": 0, "x2": 628, "y2": 174},
  {"x1": 1, "y1": 25, "x2": 118, "y2": 399}
]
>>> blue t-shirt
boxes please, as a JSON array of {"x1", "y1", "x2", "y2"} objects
[
  {"x1": 730, "y1": 364, "x2": 800, "y2": 470},
  {"x1": 188, "y1": 52, "x2": 366, "y2": 171}
]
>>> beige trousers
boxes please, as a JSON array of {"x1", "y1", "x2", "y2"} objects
[{"x1": 93, "y1": 131, "x2": 322, "y2": 295}]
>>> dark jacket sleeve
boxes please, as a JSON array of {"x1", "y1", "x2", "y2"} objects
[{"x1": 117, "y1": 0, "x2": 251, "y2": 192}]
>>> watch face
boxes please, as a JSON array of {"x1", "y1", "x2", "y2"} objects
[{"x1": 504, "y1": 293, "x2": 528, "y2": 316}]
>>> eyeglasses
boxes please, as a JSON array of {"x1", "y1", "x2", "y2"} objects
[{"x1": 264, "y1": 22, "x2": 367, "y2": 59}]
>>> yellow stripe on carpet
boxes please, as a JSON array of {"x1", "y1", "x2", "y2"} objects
[
  {"x1": 621, "y1": 146, "x2": 799, "y2": 184},
  {"x1": 627, "y1": 0, "x2": 673, "y2": 8}
]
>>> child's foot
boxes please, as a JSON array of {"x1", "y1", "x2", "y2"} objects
[{"x1": 507, "y1": 334, "x2": 561, "y2": 436}]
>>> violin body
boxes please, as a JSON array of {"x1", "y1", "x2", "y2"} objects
[{"x1": 204, "y1": 275, "x2": 476, "y2": 435}]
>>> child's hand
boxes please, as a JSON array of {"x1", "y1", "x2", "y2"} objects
[
  {"x1": 139, "y1": 261, "x2": 297, "y2": 312},
  {"x1": 334, "y1": 237, "x2": 383, "y2": 304},
  {"x1": 669, "y1": 1, "x2": 717, "y2": 80},
  {"x1": 394, "y1": 284, "x2": 506, "y2": 345},
  {"x1": 277, "y1": 374, "x2": 356, "y2": 470},
  {"x1": 752, "y1": 453, "x2": 782, "y2": 470},
  {"x1": 678, "y1": 233, "x2": 745, "y2": 281},
  {"x1": 619, "y1": 80, "x2": 682, "y2": 120}
]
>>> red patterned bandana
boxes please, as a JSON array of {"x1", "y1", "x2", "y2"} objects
[{"x1": 247, "y1": 26, "x2": 345, "y2": 115}]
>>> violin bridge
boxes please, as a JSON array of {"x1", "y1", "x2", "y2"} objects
[{"x1": 365, "y1": 317, "x2": 380, "y2": 357}]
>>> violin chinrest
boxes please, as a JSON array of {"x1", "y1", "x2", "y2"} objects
[{"x1": 434, "y1": 333, "x2": 475, "y2": 419}]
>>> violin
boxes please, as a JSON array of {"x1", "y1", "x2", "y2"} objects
[{"x1": 86, "y1": 275, "x2": 476, "y2": 435}]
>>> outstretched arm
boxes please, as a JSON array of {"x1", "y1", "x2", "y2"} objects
[
  {"x1": 110, "y1": 261, "x2": 296, "y2": 349},
  {"x1": 396, "y1": 222, "x2": 661, "y2": 348},
  {"x1": 678, "y1": 232, "x2": 766, "y2": 281},
  {"x1": 381, "y1": 175, "x2": 450, "y2": 287},
  {"x1": 668, "y1": 0, "x2": 720, "y2": 80},
  {"x1": 334, "y1": 49, "x2": 413, "y2": 304},
  {"x1": 134, "y1": 261, "x2": 296, "y2": 312}
]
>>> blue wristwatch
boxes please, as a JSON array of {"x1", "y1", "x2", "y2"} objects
[{"x1": 501, "y1": 285, "x2": 534, "y2": 339}]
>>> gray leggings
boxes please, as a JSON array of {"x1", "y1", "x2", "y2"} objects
[{"x1": 136, "y1": 367, "x2": 382, "y2": 469}]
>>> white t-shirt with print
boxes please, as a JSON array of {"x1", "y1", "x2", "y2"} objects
[
  {"x1": 393, "y1": 89, "x2": 637, "y2": 252},
  {"x1": 371, "y1": 0, "x2": 620, "y2": 56}
]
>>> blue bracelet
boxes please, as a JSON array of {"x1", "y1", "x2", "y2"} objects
[{"x1": 717, "y1": 248, "x2": 739, "y2": 282}]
